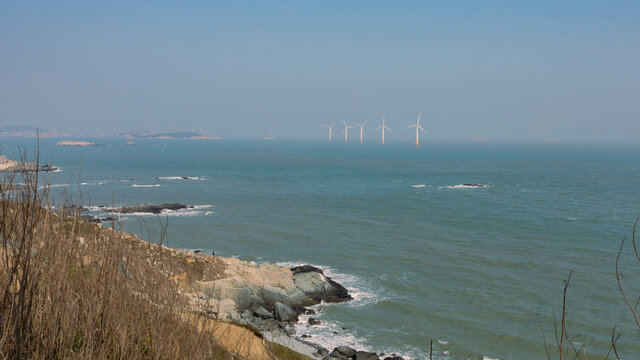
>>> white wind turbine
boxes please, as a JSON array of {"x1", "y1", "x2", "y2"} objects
[
  {"x1": 323, "y1": 121, "x2": 336, "y2": 142},
  {"x1": 374, "y1": 114, "x2": 391, "y2": 144},
  {"x1": 405, "y1": 112, "x2": 427, "y2": 146},
  {"x1": 341, "y1": 119, "x2": 355, "y2": 143},
  {"x1": 352, "y1": 120, "x2": 368, "y2": 144}
]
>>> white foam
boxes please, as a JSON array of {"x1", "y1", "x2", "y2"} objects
[
  {"x1": 412, "y1": 184, "x2": 427, "y2": 188},
  {"x1": 438, "y1": 340, "x2": 449, "y2": 345},
  {"x1": 157, "y1": 176, "x2": 205, "y2": 181},
  {"x1": 443, "y1": 184, "x2": 486, "y2": 189},
  {"x1": 39, "y1": 183, "x2": 70, "y2": 189},
  {"x1": 132, "y1": 184, "x2": 161, "y2": 188},
  {"x1": 205, "y1": 211, "x2": 213, "y2": 215},
  {"x1": 568, "y1": 217, "x2": 577, "y2": 221},
  {"x1": 483, "y1": 356, "x2": 500, "y2": 360}
]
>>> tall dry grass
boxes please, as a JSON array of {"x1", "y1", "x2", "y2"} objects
[{"x1": 0, "y1": 152, "x2": 227, "y2": 359}]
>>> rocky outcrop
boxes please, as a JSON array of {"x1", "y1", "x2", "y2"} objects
[
  {"x1": 109, "y1": 203, "x2": 190, "y2": 214},
  {"x1": 291, "y1": 265, "x2": 353, "y2": 303}
]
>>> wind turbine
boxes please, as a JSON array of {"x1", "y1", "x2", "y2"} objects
[
  {"x1": 323, "y1": 122, "x2": 336, "y2": 142},
  {"x1": 374, "y1": 114, "x2": 391, "y2": 144},
  {"x1": 405, "y1": 112, "x2": 427, "y2": 146},
  {"x1": 352, "y1": 120, "x2": 368, "y2": 144},
  {"x1": 341, "y1": 119, "x2": 355, "y2": 143}
]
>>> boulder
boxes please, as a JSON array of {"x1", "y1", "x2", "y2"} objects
[
  {"x1": 253, "y1": 307, "x2": 273, "y2": 319},
  {"x1": 355, "y1": 351, "x2": 379, "y2": 360},
  {"x1": 315, "y1": 348, "x2": 330, "y2": 357},
  {"x1": 332, "y1": 346, "x2": 357, "y2": 359},
  {"x1": 308, "y1": 318, "x2": 321, "y2": 325},
  {"x1": 274, "y1": 302, "x2": 298, "y2": 322}
]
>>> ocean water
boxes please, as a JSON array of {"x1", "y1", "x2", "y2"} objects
[{"x1": 3, "y1": 137, "x2": 640, "y2": 360}]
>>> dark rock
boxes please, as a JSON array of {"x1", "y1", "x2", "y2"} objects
[
  {"x1": 308, "y1": 318, "x2": 321, "y2": 325},
  {"x1": 305, "y1": 308, "x2": 316, "y2": 315},
  {"x1": 332, "y1": 346, "x2": 357, "y2": 359},
  {"x1": 382, "y1": 357, "x2": 403, "y2": 360},
  {"x1": 355, "y1": 351, "x2": 379, "y2": 360},
  {"x1": 211, "y1": 250, "x2": 215, "y2": 256},
  {"x1": 193, "y1": 249, "x2": 202, "y2": 254},
  {"x1": 291, "y1": 265, "x2": 325, "y2": 274},
  {"x1": 301, "y1": 334, "x2": 310, "y2": 338},
  {"x1": 100, "y1": 217, "x2": 117, "y2": 222},
  {"x1": 79, "y1": 214, "x2": 101, "y2": 223}
]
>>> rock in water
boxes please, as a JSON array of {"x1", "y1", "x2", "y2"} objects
[
  {"x1": 308, "y1": 318, "x2": 321, "y2": 325},
  {"x1": 274, "y1": 302, "x2": 298, "y2": 322},
  {"x1": 291, "y1": 265, "x2": 353, "y2": 304},
  {"x1": 332, "y1": 346, "x2": 357, "y2": 359},
  {"x1": 110, "y1": 203, "x2": 189, "y2": 214},
  {"x1": 356, "y1": 351, "x2": 380, "y2": 360}
]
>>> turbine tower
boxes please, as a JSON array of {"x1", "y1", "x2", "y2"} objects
[
  {"x1": 405, "y1": 112, "x2": 427, "y2": 146},
  {"x1": 352, "y1": 120, "x2": 368, "y2": 144},
  {"x1": 323, "y1": 122, "x2": 336, "y2": 142},
  {"x1": 341, "y1": 119, "x2": 355, "y2": 143},
  {"x1": 374, "y1": 114, "x2": 391, "y2": 144}
]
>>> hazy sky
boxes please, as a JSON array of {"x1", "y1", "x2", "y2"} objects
[{"x1": 1, "y1": 1, "x2": 639, "y2": 141}]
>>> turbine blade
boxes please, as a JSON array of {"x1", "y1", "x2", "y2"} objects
[
  {"x1": 362, "y1": 120, "x2": 368, "y2": 126},
  {"x1": 405, "y1": 124, "x2": 416, "y2": 129}
]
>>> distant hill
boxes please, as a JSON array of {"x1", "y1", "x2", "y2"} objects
[
  {"x1": 123, "y1": 131, "x2": 221, "y2": 140},
  {"x1": 0, "y1": 125, "x2": 50, "y2": 137}
]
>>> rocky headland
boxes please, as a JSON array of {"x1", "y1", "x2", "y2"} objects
[
  {"x1": 0, "y1": 155, "x2": 57, "y2": 172},
  {"x1": 51, "y1": 203, "x2": 405, "y2": 359}
]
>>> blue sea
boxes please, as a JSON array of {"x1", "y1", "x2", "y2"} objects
[{"x1": 3, "y1": 137, "x2": 639, "y2": 360}]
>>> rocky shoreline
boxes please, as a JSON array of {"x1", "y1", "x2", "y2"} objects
[{"x1": 56, "y1": 204, "x2": 410, "y2": 359}]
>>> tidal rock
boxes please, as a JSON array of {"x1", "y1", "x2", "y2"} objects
[
  {"x1": 308, "y1": 318, "x2": 321, "y2": 325},
  {"x1": 254, "y1": 307, "x2": 273, "y2": 319},
  {"x1": 305, "y1": 308, "x2": 316, "y2": 315},
  {"x1": 332, "y1": 346, "x2": 357, "y2": 359},
  {"x1": 356, "y1": 351, "x2": 380, "y2": 360},
  {"x1": 274, "y1": 302, "x2": 298, "y2": 322},
  {"x1": 382, "y1": 357, "x2": 404, "y2": 360}
]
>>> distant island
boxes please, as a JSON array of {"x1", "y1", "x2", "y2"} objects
[
  {"x1": 56, "y1": 140, "x2": 97, "y2": 146},
  {"x1": 123, "y1": 131, "x2": 222, "y2": 140}
]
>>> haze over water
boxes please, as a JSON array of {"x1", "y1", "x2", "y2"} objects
[{"x1": 5, "y1": 137, "x2": 639, "y2": 360}]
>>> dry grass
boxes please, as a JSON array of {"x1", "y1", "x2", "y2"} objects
[{"x1": 0, "y1": 154, "x2": 227, "y2": 359}]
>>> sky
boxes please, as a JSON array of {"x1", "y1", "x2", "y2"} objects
[{"x1": 1, "y1": 1, "x2": 639, "y2": 142}]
